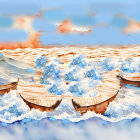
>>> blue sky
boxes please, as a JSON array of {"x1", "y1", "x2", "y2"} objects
[{"x1": 0, "y1": 0, "x2": 140, "y2": 45}]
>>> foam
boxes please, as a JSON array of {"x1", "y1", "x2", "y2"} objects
[{"x1": 0, "y1": 50, "x2": 139, "y2": 123}]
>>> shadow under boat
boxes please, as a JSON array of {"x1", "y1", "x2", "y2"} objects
[
  {"x1": 0, "y1": 78, "x2": 19, "y2": 94},
  {"x1": 119, "y1": 73, "x2": 140, "y2": 87},
  {"x1": 17, "y1": 70, "x2": 123, "y2": 114},
  {"x1": 72, "y1": 91, "x2": 119, "y2": 115},
  {"x1": 19, "y1": 93, "x2": 62, "y2": 112},
  {"x1": 72, "y1": 72, "x2": 140, "y2": 115}
]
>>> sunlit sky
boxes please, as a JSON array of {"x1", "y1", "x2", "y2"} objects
[{"x1": 0, "y1": 0, "x2": 140, "y2": 45}]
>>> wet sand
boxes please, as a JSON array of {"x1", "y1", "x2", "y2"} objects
[
  {"x1": 1, "y1": 46, "x2": 139, "y2": 66},
  {"x1": 0, "y1": 46, "x2": 139, "y2": 102}
]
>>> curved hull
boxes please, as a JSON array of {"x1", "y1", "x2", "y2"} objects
[
  {"x1": 19, "y1": 93, "x2": 62, "y2": 112},
  {"x1": 17, "y1": 70, "x2": 120, "y2": 114},
  {"x1": 120, "y1": 75, "x2": 140, "y2": 86},
  {"x1": 0, "y1": 79, "x2": 19, "y2": 94},
  {"x1": 72, "y1": 91, "x2": 119, "y2": 115}
]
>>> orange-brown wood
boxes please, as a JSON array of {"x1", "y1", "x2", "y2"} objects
[
  {"x1": 19, "y1": 93, "x2": 62, "y2": 112},
  {"x1": 72, "y1": 92, "x2": 118, "y2": 115},
  {"x1": 0, "y1": 79, "x2": 19, "y2": 94},
  {"x1": 120, "y1": 76, "x2": 140, "y2": 87}
]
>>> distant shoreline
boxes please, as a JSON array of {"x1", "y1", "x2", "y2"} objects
[{"x1": 0, "y1": 42, "x2": 140, "y2": 50}]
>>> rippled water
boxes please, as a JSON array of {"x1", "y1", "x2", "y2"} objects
[{"x1": 0, "y1": 48, "x2": 139, "y2": 124}]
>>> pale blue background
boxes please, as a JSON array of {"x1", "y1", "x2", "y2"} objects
[
  {"x1": 0, "y1": 0, "x2": 140, "y2": 45},
  {"x1": 0, "y1": 1, "x2": 140, "y2": 140}
]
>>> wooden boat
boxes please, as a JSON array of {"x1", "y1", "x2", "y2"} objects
[
  {"x1": 72, "y1": 91, "x2": 119, "y2": 115},
  {"x1": 120, "y1": 72, "x2": 140, "y2": 86},
  {"x1": 72, "y1": 70, "x2": 121, "y2": 115},
  {"x1": 17, "y1": 70, "x2": 120, "y2": 114},
  {"x1": 0, "y1": 78, "x2": 19, "y2": 94},
  {"x1": 19, "y1": 93, "x2": 62, "y2": 112},
  {"x1": 17, "y1": 80, "x2": 62, "y2": 112}
]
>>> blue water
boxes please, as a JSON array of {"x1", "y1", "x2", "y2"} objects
[
  {"x1": 0, "y1": 54, "x2": 139, "y2": 124},
  {"x1": 0, "y1": 0, "x2": 140, "y2": 139},
  {"x1": 0, "y1": 117, "x2": 140, "y2": 140}
]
